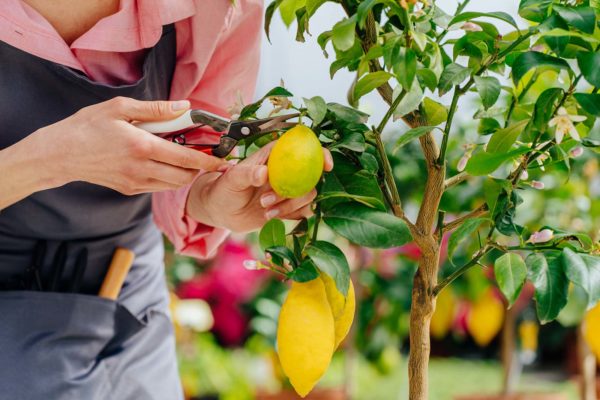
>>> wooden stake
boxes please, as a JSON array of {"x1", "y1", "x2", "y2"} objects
[{"x1": 98, "y1": 248, "x2": 135, "y2": 300}]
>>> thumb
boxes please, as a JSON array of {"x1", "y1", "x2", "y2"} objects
[
  {"x1": 223, "y1": 164, "x2": 268, "y2": 191},
  {"x1": 108, "y1": 97, "x2": 190, "y2": 122}
]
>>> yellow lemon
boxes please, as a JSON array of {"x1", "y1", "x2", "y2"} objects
[
  {"x1": 518, "y1": 320, "x2": 539, "y2": 352},
  {"x1": 268, "y1": 125, "x2": 324, "y2": 198},
  {"x1": 320, "y1": 273, "x2": 356, "y2": 349},
  {"x1": 276, "y1": 279, "x2": 335, "y2": 397},
  {"x1": 584, "y1": 302, "x2": 600, "y2": 361},
  {"x1": 430, "y1": 288, "x2": 456, "y2": 340},
  {"x1": 467, "y1": 289, "x2": 505, "y2": 347}
]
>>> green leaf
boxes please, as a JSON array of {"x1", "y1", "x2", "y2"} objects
[
  {"x1": 305, "y1": 241, "x2": 350, "y2": 295},
  {"x1": 577, "y1": 52, "x2": 600, "y2": 88},
  {"x1": 557, "y1": 284, "x2": 589, "y2": 327},
  {"x1": 327, "y1": 103, "x2": 369, "y2": 124},
  {"x1": 527, "y1": 252, "x2": 569, "y2": 324},
  {"x1": 279, "y1": 0, "x2": 305, "y2": 26},
  {"x1": 323, "y1": 203, "x2": 412, "y2": 248},
  {"x1": 353, "y1": 71, "x2": 394, "y2": 100},
  {"x1": 394, "y1": 126, "x2": 439, "y2": 151},
  {"x1": 395, "y1": 49, "x2": 417, "y2": 90},
  {"x1": 305, "y1": 0, "x2": 328, "y2": 16},
  {"x1": 356, "y1": 0, "x2": 379, "y2": 28},
  {"x1": 532, "y1": 88, "x2": 564, "y2": 131},
  {"x1": 259, "y1": 219, "x2": 286, "y2": 253},
  {"x1": 554, "y1": 5, "x2": 596, "y2": 34},
  {"x1": 264, "y1": 0, "x2": 281, "y2": 43},
  {"x1": 519, "y1": 0, "x2": 553, "y2": 23},
  {"x1": 332, "y1": 17, "x2": 356, "y2": 51},
  {"x1": 495, "y1": 253, "x2": 527, "y2": 307},
  {"x1": 266, "y1": 246, "x2": 299, "y2": 268},
  {"x1": 447, "y1": 217, "x2": 487, "y2": 262},
  {"x1": 474, "y1": 76, "x2": 501, "y2": 110},
  {"x1": 423, "y1": 97, "x2": 448, "y2": 126},
  {"x1": 394, "y1": 81, "x2": 424, "y2": 118},
  {"x1": 289, "y1": 258, "x2": 320, "y2": 282},
  {"x1": 479, "y1": 118, "x2": 501, "y2": 135},
  {"x1": 359, "y1": 152, "x2": 378, "y2": 173},
  {"x1": 438, "y1": 63, "x2": 471, "y2": 96},
  {"x1": 562, "y1": 248, "x2": 600, "y2": 308},
  {"x1": 315, "y1": 191, "x2": 386, "y2": 210},
  {"x1": 486, "y1": 120, "x2": 529, "y2": 154},
  {"x1": 465, "y1": 147, "x2": 529, "y2": 176},
  {"x1": 239, "y1": 86, "x2": 294, "y2": 119},
  {"x1": 574, "y1": 93, "x2": 600, "y2": 116},
  {"x1": 331, "y1": 131, "x2": 366, "y2": 152},
  {"x1": 304, "y1": 96, "x2": 327, "y2": 125},
  {"x1": 449, "y1": 11, "x2": 518, "y2": 29},
  {"x1": 511, "y1": 51, "x2": 570, "y2": 85}
]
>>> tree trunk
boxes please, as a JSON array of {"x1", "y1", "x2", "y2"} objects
[
  {"x1": 408, "y1": 239, "x2": 439, "y2": 400},
  {"x1": 578, "y1": 323, "x2": 597, "y2": 400},
  {"x1": 501, "y1": 307, "x2": 520, "y2": 395}
]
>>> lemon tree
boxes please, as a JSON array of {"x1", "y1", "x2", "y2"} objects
[{"x1": 238, "y1": 0, "x2": 600, "y2": 398}]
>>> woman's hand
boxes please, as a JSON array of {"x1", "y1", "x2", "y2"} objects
[
  {"x1": 25, "y1": 97, "x2": 226, "y2": 195},
  {"x1": 186, "y1": 143, "x2": 334, "y2": 233}
]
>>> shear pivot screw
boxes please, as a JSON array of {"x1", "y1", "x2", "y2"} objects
[{"x1": 241, "y1": 127, "x2": 251, "y2": 136}]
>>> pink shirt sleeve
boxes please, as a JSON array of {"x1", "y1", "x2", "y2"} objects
[{"x1": 152, "y1": 0, "x2": 263, "y2": 259}]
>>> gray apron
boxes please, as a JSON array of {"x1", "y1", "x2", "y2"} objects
[{"x1": 0, "y1": 24, "x2": 183, "y2": 399}]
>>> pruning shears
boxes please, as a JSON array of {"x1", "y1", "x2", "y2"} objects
[{"x1": 136, "y1": 109, "x2": 299, "y2": 158}]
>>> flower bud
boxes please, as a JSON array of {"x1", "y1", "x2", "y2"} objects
[
  {"x1": 520, "y1": 170, "x2": 529, "y2": 180},
  {"x1": 461, "y1": 22, "x2": 483, "y2": 32},
  {"x1": 457, "y1": 154, "x2": 470, "y2": 172},
  {"x1": 570, "y1": 146, "x2": 584, "y2": 158},
  {"x1": 527, "y1": 229, "x2": 554, "y2": 244},
  {"x1": 243, "y1": 259, "x2": 259, "y2": 270},
  {"x1": 530, "y1": 180, "x2": 545, "y2": 190}
]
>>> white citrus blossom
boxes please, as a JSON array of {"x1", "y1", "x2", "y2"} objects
[
  {"x1": 548, "y1": 107, "x2": 586, "y2": 144},
  {"x1": 527, "y1": 229, "x2": 554, "y2": 244}
]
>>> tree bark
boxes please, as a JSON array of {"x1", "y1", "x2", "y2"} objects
[
  {"x1": 501, "y1": 307, "x2": 520, "y2": 395},
  {"x1": 408, "y1": 237, "x2": 439, "y2": 400},
  {"x1": 578, "y1": 323, "x2": 597, "y2": 400}
]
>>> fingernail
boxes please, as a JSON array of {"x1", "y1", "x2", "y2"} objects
[
  {"x1": 265, "y1": 209, "x2": 280, "y2": 219},
  {"x1": 261, "y1": 194, "x2": 276, "y2": 207},
  {"x1": 171, "y1": 100, "x2": 190, "y2": 111}
]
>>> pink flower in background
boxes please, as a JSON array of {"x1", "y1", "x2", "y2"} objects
[{"x1": 177, "y1": 239, "x2": 268, "y2": 346}]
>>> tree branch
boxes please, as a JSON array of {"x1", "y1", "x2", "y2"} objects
[
  {"x1": 433, "y1": 245, "x2": 491, "y2": 295},
  {"x1": 441, "y1": 204, "x2": 488, "y2": 233},
  {"x1": 444, "y1": 172, "x2": 469, "y2": 189}
]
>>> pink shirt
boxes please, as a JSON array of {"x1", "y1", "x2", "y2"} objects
[{"x1": 0, "y1": 0, "x2": 263, "y2": 258}]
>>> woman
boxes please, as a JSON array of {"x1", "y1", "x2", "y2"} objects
[{"x1": 0, "y1": 1, "x2": 332, "y2": 398}]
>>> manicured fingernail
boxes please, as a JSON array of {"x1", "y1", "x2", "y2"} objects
[
  {"x1": 261, "y1": 194, "x2": 276, "y2": 207},
  {"x1": 171, "y1": 100, "x2": 190, "y2": 111},
  {"x1": 265, "y1": 209, "x2": 280, "y2": 219}
]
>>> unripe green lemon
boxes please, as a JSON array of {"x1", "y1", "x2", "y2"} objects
[
  {"x1": 268, "y1": 125, "x2": 324, "y2": 198},
  {"x1": 276, "y1": 279, "x2": 335, "y2": 397}
]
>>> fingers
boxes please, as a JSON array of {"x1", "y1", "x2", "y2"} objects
[
  {"x1": 145, "y1": 161, "x2": 199, "y2": 186},
  {"x1": 143, "y1": 134, "x2": 226, "y2": 172},
  {"x1": 282, "y1": 204, "x2": 314, "y2": 220},
  {"x1": 107, "y1": 97, "x2": 191, "y2": 122},
  {"x1": 323, "y1": 148, "x2": 334, "y2": 172},
  {"x1": 263, "y1": 189, "x2": 317, "y2": 220},
  {"x1": 221, "y1": 163, "x2": 268, "y2": 191}
]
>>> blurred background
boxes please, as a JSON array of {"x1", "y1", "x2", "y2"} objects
[{"x1": 165, "y1": 1, "x2": 600, "y2": 399}]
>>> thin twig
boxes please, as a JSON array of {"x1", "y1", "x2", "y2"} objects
[
  {"x1": 442, "y1": 204, "x2": 489, "y2": 232},
  {"x1": 433, "y1": 245, "x2": 491, "y2": 295},
  {"x1": 444, "y1": 172, "x2": 469, "y2": 189}
]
